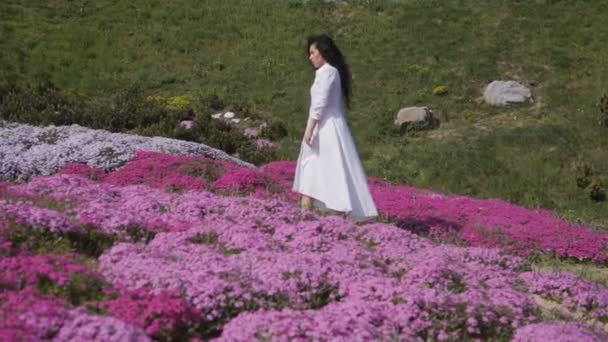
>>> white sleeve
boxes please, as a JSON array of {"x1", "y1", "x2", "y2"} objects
[{"x1": 309, "y1": 67, "x2": 336, "y2": 120}]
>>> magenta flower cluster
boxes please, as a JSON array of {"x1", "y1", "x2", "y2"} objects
[
  {"x1": 371, "y1": 182, "x2": 608, "y2": 261},
  {"x1": 213, "y1": 168, "x2": 268, "y2": 194},
  {"x1": 0, "y1": 254, "x2": 98, "y2": 290},
  {"x1": 0, "y1": 287, "x2": 150, "y2": 341},
  {"x1": 99, "y1": 288, "x2": 200, "y2": 339}
]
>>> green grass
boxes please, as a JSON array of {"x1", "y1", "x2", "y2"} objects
[{"x1": 1, "y1": 0, "x2": 607, "y2": 230}]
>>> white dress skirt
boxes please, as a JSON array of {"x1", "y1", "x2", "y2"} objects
[{"x1": 292, "y1": 63, "x2": 378, "y2": 220}]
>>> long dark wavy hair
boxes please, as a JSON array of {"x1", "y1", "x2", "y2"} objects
[{"x1": 307, "y1": 34, "x2": 352, "y2": 107}]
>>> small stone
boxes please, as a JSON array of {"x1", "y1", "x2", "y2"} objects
[{"x1": 223, "y1": 111, "x2": 235, "y2": 119}]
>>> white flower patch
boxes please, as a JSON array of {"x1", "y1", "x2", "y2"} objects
[{"x1": 0, "y1": 122, "x2": 254, "y2": 182}]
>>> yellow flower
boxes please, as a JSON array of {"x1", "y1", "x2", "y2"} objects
[
  {"x1": 146, "y1": 95, "x2": 167, "y2": 105},
  {"x1": 432, "y1": 86, "x2": 448, "y2": 96},
  {"x1": 167, "y1": 96, "x2": 193, "y2": 110}
]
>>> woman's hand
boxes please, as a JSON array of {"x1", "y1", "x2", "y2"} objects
[
  {"x1": 303, "y1": 128, "x2": 314, "y2": 146},
  {"x1": 303, "y1": 118, "x2": 318, "y2": 146}
]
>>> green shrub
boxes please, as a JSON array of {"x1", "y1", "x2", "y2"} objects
[
  {"x1": 199, "y1": 93, "x2": 225, "y2": 113},
  {"x1": 124, "y1": 225, "x2": 157, "y2": 244},
  {"x1": 573, "y1": 160, "x2": 593, "y2": 189},
  {"x1": 8, "y1": 223, "x2": 116, "y2": 258},
  {"x1": 599, "y1": 93, "x2": 608, "y2": 127},
  {"x1": 1, "y1": 80, "x2": 283, "y2": 165},
  {"x1": 195, "y1": 117, "x2": 246, "y2": 155},
  {"x1": 94, "y1": 84, "x2": 184, "y2": 131},
  {"x1": 462, "y1": 109, "x2": 480, "y2": 123},
  {"x1": 37, "y1": 273, "x2": 107, "y2": 306},
  {"x1": 0, "y1": 80, "x2": 86, "y2": 126},
  {"x1": 259, "y1": 120, "x2": 288, "y2": 141},
  {"x1": 589, "y1": 180, "x2": 606, "y2": 202},
  {"x1": 237, "y1": 142, "x2": 278, "y2": 166}
]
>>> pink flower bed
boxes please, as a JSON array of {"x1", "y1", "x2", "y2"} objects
[
  {"x1": 512, "y1": 322, "x2": 608, "y2": 342},
  {"x1": 58, "y1": 152, "x2": 608, "y2": 262},
  {"x1": 371, "y1": 182, "x2": 608, "y2": 261},
  {"x1": 0, "y1": 287, "x2": 150, "y2": 341},
  {"x1": 0, "y1": 254, "x2": 100, "y2": 291},
  {"x1": 0, "y1": 220, "x2": 13, "y2": 256},
  {"x1": 0, "y1": 200, "x2": 82, "y2": 234},
  {"x1": 519, "y1": 271, "x2": 608, "y2": 320},
  {"x1": 99, "y1": 288, "x2": 200, "y2": 339},
  {"x1": 1, "y1": 148, "x2": 607, "y2": 340},
  {"x1": 213, "y1": 168, "x2": 268, "y2": 194},
  {"x1": 0, "y1": 288, "x2": 73, "y2": 340},
  {"x1": 54, "y1": 309, "x2": 151, "y2": 342}
]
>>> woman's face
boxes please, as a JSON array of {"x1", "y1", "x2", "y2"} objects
[{"x1": 309, "y1": 44, "x2": 326, "y2": 69}]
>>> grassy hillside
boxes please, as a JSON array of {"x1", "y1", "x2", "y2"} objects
[{"x1": 1, "y1": 0, "x2": 607, "y2": 227}]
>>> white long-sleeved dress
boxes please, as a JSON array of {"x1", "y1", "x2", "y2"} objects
[{"x1": 292, "y1": 63, "x2": 378, "y2": 220}]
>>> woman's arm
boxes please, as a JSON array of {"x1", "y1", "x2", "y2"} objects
[
  {"x1": 305, "y1": 66, "x2": 336, "y2": 145},
  {"x1": 303, "y1": 118, "x2": 318, "y2": 146}
]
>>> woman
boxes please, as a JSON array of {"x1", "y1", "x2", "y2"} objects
[{"x1": 292, "y1": 34, "x2": 378, "y2": 221}]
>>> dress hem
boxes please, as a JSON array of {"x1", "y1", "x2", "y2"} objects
[{"x1": 292, "y1": 188, "x2": 352, "y2": 213}]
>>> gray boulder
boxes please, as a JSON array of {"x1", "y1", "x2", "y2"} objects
[
  {"x1": 394, "y1": 106, "x2": 439, "y2": 133},
  {"x1": 483, "y1": 81, "x2": 532, "y2": 106}
]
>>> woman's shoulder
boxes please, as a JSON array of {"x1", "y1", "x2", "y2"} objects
[{"x1": 316, "y1": 63, "x2": 338, "y2": 77}]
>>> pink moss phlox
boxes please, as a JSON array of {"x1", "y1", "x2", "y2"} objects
[
  {"x1": 0, "y1": 288, "x2": 150, "y2": 341},
  {"x1": 217, "y1": 301, "x2": 417, "y2": 341},
  {"x1": 0, "y1": 219, "x2": 13, "y2": 256},
  {"x1": 0, "y1": 287, "x2": 71, "y2": 340},
  {"x1": 242, "y1": 127, "x2": 259, "y2": 138},
  {"x1": 99, "y1": 288, "x2": 200, "y2": 338},
  {"x1": 12, "y1": 151, "x2": 608, "y2": 262},
  {"x1": 519, "y1": 271, "x2": 608, "y2": 320},
  {"x1": 256, "y1": 161, "x2": 608, "y2": 262},
  {"x1": 11, "y1": 174, "x2": 184, "y2": 236},
  {"x1": 260, "y1": 161, "x2": 296, "y2": 188},
  {"x1": 512, "y1": 322, "x2": 608, "y2": 342},
  {"x1": 99, "y1": 210, "x2": 541, "y2": 340},
  {"x1": 60, "y1": 163, "x2": 106, "y2": 181},
  {"x1": 101, "y1": 150, "x2": 243, "y2": 190},
  {"x1": 213, "y1": 168, "x2": 267, "y2": 194},
  {"x1": 99, "y1": 239, "x2": 252, "y2": 321},
  {"x1": 260, "y1": 161, "x2": 300, "y2": 201},
  {"x1": 0, "y1": 254, "x2": 101, "y2": 291},
  {"x1": 369, "y1": 182, "x2": 608, "y2": 261},
  {"x1": 54, "y1": 309, "x2": 151, "y2": 342},
  {"x1": 102, "y1": 151, "x2": 213, "y2": 192},
  {"x1": 0, "y1": 200, "x2": 82, "y2": 234}
]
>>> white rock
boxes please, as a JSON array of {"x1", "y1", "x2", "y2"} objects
[
  {"x1": 231, "y1": 118, "x2": 241, "y2": 124},
  {"x1": 483, "y1": 80, "x2": 532, "y2": 106},
  {"x1": 211, "y1": 113, "x2": 222, "y2": 119},
  {"x1": 395, "y1": 107, "x2": 427, "y2": 125},
  {"x1": 223, "y1": 111, "x2": 235, "y2": 119}
]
